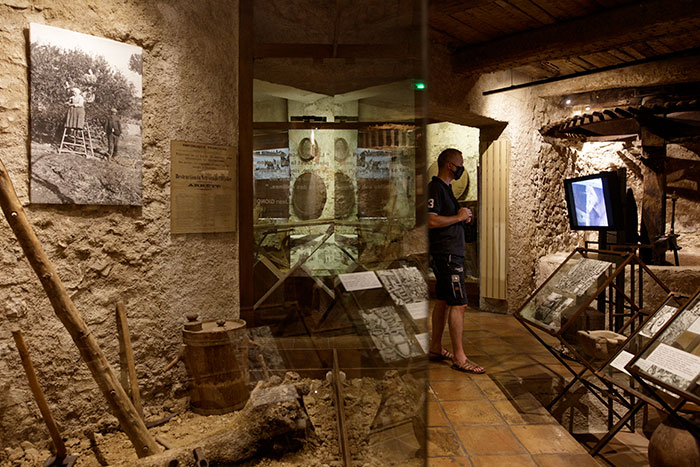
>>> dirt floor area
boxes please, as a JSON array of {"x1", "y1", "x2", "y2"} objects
[
  {"x1": 2, "y1": 371, "x2": 425, "y2": 467},
  {"x1": 30, "y1": 132, "x2": 142, "y2": 205}
]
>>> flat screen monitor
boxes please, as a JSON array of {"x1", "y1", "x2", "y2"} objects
[{"x1": 564, "y1": 171, "x2": 622, "y2": 231}]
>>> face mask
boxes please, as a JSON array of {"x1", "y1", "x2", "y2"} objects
[{"x1": 452, "y1": 164, "x2": 465, "y2": 181}]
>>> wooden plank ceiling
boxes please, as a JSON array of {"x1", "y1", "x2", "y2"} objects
[{"x1": 430, "y1": 0, "x2": 700, "y2": 78}]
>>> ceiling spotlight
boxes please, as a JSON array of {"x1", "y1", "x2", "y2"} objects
[{"x1": 585, "y1": 105, "x2": 591, "y2": 111}]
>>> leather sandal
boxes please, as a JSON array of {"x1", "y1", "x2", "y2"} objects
[
  {"x1": 451, "y1": 358, "x2": 485, "y2": 374},
  {"x1": 428, "y1": 348, "x2": 454, "y2": 362}
]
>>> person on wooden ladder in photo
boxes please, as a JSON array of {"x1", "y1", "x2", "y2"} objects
[{"x1": 427, "y1": 148, "x2": 485, "y2": 374}]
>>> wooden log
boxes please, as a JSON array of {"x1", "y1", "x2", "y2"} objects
[
  {"x1": 640, "y1": 128, "x2": 667, "y2": 264},
  {"x1": 116, "y1": 301, "x2": 144, "y2": 419},
  {"x1": 135, "y1": 382, "x2": 309, "y2": 466},
  {"x1": 11, "y1": 329, "x2": 67, "y2": 458},
  {"x1": 0, "y1": 160, "x2": 160, "y2": 457}
]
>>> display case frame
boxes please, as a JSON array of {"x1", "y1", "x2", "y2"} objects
[
  {"x1": 514, "y1": 246, "x2": 671, "y2": 455},
  {"x1": 625, "y1": 287, "x2": 700, "y2": 437},
  {"x1": 587, "y1": 292, "x2": 690, "y2": 453},
  {"x1": 247, "y1": 252, "x2": 430, "y2": 463}
]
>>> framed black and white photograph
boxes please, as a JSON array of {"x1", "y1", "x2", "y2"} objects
[{"x1": 29, "y1": 23, "x2": 143, "y2": 205}]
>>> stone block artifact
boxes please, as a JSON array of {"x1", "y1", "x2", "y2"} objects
[
  {"x1": 0, "y1": 159, "x2": 160, "y2": 457},
  {"x1": 11, "y1": 329, "x2": 78, "y2": 467}
]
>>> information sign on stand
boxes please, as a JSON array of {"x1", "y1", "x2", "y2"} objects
[{"x1": 627, "y1": 288, "x2": 700, "y2": 415}]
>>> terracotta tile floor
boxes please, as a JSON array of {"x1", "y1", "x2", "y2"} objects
[{"x1": 428, "y1": 307, "x2": 652, "y2": 467}]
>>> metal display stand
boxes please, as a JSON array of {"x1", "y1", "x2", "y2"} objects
[
  {"x1": 626, "y1": 287, "x2": 700, "y2": 437},
  {"x1": 593, "y1": 292, "x2": 689, "y2": 453},
  {"x1": 514, "y1": 247, "x2": 670, "y2": 455}
]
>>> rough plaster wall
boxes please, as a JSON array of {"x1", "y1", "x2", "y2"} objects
[
  {"x1": 429, "y1": 41, "x2": 700, "y2": 313},
  {"x1": 426, "y1": 122, "x2": 479, "y2": 201},
  {"x1": 0, "y1": 0, "x2": 239, "y2": 450}
]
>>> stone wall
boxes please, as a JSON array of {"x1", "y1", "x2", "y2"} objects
[
  {"x1": 430, "y1": 40, "x2": 700, "y2": 312},
  {"x1": 0, "y1": 0, "x2": 239, "y2": 451}
]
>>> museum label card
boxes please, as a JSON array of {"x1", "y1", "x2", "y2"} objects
[
  {"x1": 171, "y1": 141, "x2": 236, "y2": 234},
  {"x1": 646, "y1": 343, "x2": 700, "y2": 382},
  {"x1": 405, "y1": 301, "x2": 429, "y2": 320},
  {"x1": 688, "y1": 317, "x2": 700, "y2": 335},
  {"x1": 610, "y1": 350, "x2": 634, "y2": 376},
  {"x1": 415, "y1": 332, "x2": 430, "y2": 354},
  {"x1": 338, "y1": 271, "x2": 382, "y2": 292}
]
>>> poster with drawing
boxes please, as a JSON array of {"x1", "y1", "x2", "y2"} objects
[
  {"x1": 555, "y1": 258, "x2": 612, "y2": 296},
  {"x1": 254, "y1": 149, "x2": 290, "y2": 219},
  {"x1": 631, "y1": 296, "x2": 700, "y2": 396},
  {"x1": 376, "y1": 267, "x2": 428, "y2": 306},
  {"x1": 356, "y1": 149, "x2": 392, "y2": 218},
  {"x1": 29, "y1": 23, "x2": 142, "y2": 205},
  {"x1": 360, "y1": 306, "x2": 422, "y2": 362},
  {"x1": 533, "y1": 291, "x2": 574, "y2": 329},
  {"x1": 640, "y1": 305, "x2": 678, "y2": 338}
]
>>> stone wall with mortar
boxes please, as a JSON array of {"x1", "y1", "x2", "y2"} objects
[
  {"x1": 0, "y1": 0, "x2": 239, "y2": 453},
  {"x1": 430, "y1": 40, "x2": 700, "y2": 312}
]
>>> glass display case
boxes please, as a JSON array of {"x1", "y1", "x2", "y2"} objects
[
  {"x1": 514, "y1": 247, "x2": 671, "y2": 454},
  {"x1": 599, "y1": 292, "x2": 689, "y2": 403},
  {"x1": 243, "y1": 1, "x2": 428, "y2": 464},
  {"x1": 627, "y1": 288, "x2": 700, "y2": 408},
  {"x1": 517, "y1": 248, "x2": 669, "y2": 364}
]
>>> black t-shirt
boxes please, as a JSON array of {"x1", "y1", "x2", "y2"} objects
[{"x1": 428, "y1": 176, "x2": 465, "y2": 256}]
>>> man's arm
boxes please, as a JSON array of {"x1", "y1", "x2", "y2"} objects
[{"x1": 428, "y1": 207, "x2": 472, "y2": 229}]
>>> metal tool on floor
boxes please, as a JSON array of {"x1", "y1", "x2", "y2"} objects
[{"x1": 11, "y1": 329, "x2": 78, "y2": 467}]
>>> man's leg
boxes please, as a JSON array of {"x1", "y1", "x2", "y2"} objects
[
  {"x1": 107, "y1": 134, "x2": 114, "y2": 158},
  {"x1": 112, "y1": 136, "x2": 119, "y2": 158},
  {"x1": 429, "y1": 300, "x2": 447, "y2": 354},
  {"x1": 447, "y1": 304, "x2": 466, "y2": 364}
]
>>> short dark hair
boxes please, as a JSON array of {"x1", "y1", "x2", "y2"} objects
[{"x1": 437, "y1": 148, "x2": 461, "y2": 168}]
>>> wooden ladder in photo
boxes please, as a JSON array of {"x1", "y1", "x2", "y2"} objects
[{"x1": 58, "y1": 123, "x2": 95, "y2": 158}]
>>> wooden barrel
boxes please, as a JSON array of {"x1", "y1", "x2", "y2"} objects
[{"x1": 182, "y1": 316, "x2": 249, "y2": 415}]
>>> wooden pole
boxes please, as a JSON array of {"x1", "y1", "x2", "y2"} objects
[
  {"x1": 116, "y1": 301, "x2": 144, "y2": 419},
  {"x1": 11, "y1": 329, "x2": 67, "y2": 458},
  {"x1": 0, "y1": 160, "x2": 160, "y2": 457}
]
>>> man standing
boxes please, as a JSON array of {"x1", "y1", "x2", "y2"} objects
[
  {"x1": 104, "y1": 108, "x2": 122, "y2": 159},
  {"x1": 427, "y1": 148, "x2": 484, "y2": 374}
]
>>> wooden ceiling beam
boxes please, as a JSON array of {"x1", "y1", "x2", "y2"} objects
[
  {"x1": 453, "y1": 0, "x2": 700, "y2": 74},
  {"x1": 429, "y1": 0, "x2": 495, "y2": 16},
  {"x1": 253, "y1": 43, "x2": 417, "y2": 59}
]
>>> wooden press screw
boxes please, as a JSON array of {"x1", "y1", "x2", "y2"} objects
[{"x1": 186, "y1": 312, "x2": 199, "y2": 322}]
